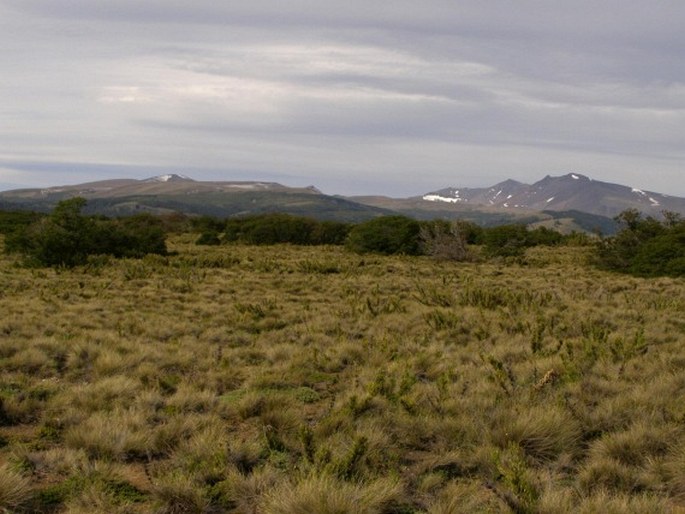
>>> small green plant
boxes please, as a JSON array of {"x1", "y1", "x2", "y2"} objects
[{"x1": 493, "y1": 443, "x2": 540, "y2": 514}]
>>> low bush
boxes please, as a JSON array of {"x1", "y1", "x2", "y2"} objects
[
  {"x1": 0, "y1": 209, "x2": 44, "y2": 235},
  {"x1": 481, "y1": 224, "x2": 531, "y2": 257},
  {"x1": 346, "y1": 215, "x2": 421, "y2": 255},
  {"x1": 195, "y1": 231, "x2": 221, "y2": 246},
  {"x1": 595, "y1": 209, "x2": 684, "y2": 277},
  {"x1": 224, "y1": 213, "x2": 350, "y2": 246},
  {"x1": 5, "y1": 198, "x2": 167, "y2": 267}
]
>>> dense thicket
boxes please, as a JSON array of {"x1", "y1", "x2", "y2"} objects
[
  {"x1": 341, "y1": 216, "x2": 572, "y2": 257},
  {"x1": 0, "y1": 209, "x2": 45, "y2": 236},
  {"x1": 5, "y1": 198, "x2": 167, "y2": 267},
  {"x1": 481, "y1": 224, "x2": 565, "y2": 257},
  {"x1": 345, "y1": 215, "x2": 422, "y2": 255},
  {"x1": 223, "y1": 213, "x2": 350, "y2": 246},
  {"x1": 595, "y1": 209, "x2": 685, "y2": 277}
]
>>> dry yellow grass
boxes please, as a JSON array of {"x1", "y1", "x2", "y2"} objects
[{"x1": 0, "y1": 236, "x2": 684, "y2": 512}]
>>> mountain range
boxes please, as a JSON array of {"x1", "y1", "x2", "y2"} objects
[
  {"x1": 420, "y1": 173, "x2": 683, "y2": 218},
  {"x1": 1, "y1": 173, "x2": 683, "y2": 234}
]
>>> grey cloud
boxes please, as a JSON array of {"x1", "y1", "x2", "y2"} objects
[{"x1": 1, "y1": 1, "x2": 684, "y2": 196}]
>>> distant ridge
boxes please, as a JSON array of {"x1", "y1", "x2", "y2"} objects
[
  {"x1": 423, "y1": 173, "x2": 685, "y2": 218},
  {"x1": 1, "y1": 172, "x2": 682, "y2": 229},
  {"x1": 0, "y1": 175, "x2": 390, "y2": 222}
]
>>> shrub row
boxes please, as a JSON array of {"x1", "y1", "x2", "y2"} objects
[
  {"x1": 197, "y1": 213, "x2": 569, "y2": 259},
  {"x1": 13, "y1": 201, "x2": 678, "y2": 274},
  {"x1": 223, "y1": 213, "x2": 350, "y2": 246}
]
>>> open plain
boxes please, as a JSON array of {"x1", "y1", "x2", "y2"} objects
[{"x1": 1, "y1": 236, "x2": 684, "y2": 513}]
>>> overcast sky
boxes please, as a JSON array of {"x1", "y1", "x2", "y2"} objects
[{"x1": 1, "y1": 1, "x2": 684, "y2": 196}]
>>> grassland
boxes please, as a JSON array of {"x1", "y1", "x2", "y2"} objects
[{"x1": 1, "y1": 235, "x2": 684, "y2": 513}]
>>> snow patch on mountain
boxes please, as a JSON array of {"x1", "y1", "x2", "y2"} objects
[
  {"x1": 423, "y1": 194, "x2": 464, "y2": 203},
  {"x1": 145, "y1": 174, "x2": 193, "y2": 183}
]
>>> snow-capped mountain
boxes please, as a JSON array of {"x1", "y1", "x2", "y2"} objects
[
  {"x1": 143, "y1": 174, "x2": 194, "y2": 183},
  {"x1": 423, "y1": 173, "x2": 685, "y2": 217}
]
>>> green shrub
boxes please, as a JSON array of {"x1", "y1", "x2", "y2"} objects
[
  {"x1": 190, "y1": 215, "x2": 226, "y2": 234},
  {"x1": 595, "y1": 209, "x2": 684, "y2": 277},
  {"x1": 5, "y1": 197, "x2": 98, "y2": 266},
  {"x1": 224, "y1": 213, "x2": 350, "y2": 246},
  {"x1": 526, "y1": 226, "x2": 564, "y2": 246},
  {"x1": 310, "y1": 220, "x2": 351, "y2": 245},
  {"x1": 101, "y1": 213, "x2": 168, "y2": 258},
  {"x1": 196, "y1": 231, "x2": 222, "y2": 246},
  {"x1": 482, "y1": 224, "x2": 530, "y2": 257},
  {"x1": 346, "y1": 215, "x2": 421, "y2": 255},
  {"x1": 5, "y1": 198, "x2": 167, "y2": 267},
  {"x1": 0, "y1": 209, "x2": 44, "y2": 235}
]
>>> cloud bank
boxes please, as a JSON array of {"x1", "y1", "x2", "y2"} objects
[{"x1": 1, "y1": 1, "x2": 684, "y2": 196}]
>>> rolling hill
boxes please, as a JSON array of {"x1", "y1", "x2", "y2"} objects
[{"x1": 0, "y1": 174, "x2": 390, "y2": 222}]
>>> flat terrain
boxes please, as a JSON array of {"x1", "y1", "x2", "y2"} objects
[{"x1": 1, "y1": 236, "x2": 684, "y2": 513}]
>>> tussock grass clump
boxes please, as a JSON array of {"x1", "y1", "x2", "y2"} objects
[
  {"x1": 260, "y1": 474, "x2": 404, "y2": 514},
  {"x1": 576, "y1": 491, "x2": 674, "y2": 514},
  {"x1": 490, "y1": 406, "x2": 581, "y2": 462},
  {"x1": 426, "y1": 480, "x2": 507, "y2": 513},
  {"x1": 63, "y1": 408, "x2": 151, "y2": 461},
  {"x1": 588, "y1": 422, "x2": 679, "y2": 467},
  {"x1": 152, "y1": 471, "x2": 210, "y2": 514},
  {"x1": 0, "y1": 463, "x2": 33, "y2": 512}
]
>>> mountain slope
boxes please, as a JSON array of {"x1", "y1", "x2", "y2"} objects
[
  {"x1": 0, "y1": 174, "x2": 389, "y2": 222},
  {"x1": 423, "y1": 173, "x2": 685, "y2": 218}
]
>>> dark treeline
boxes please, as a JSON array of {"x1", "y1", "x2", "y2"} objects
[
  {"x1": 192, "y1": 213, "x2": 351, "y2": 246},
  {"x1": 3, "y1": 200, "x2": 682, "y2": 277},
  {"x1": 197, "y1": 212, "x2": 582, "y2": 259}
]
